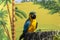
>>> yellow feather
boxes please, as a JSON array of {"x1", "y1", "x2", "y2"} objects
[{"x1": 28, "y1": 19, "x2": 36, "y2": 32}]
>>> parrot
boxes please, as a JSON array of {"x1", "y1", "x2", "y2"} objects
[{"x1": 19, "y1": 12, "x2": 38, "y2": 40}]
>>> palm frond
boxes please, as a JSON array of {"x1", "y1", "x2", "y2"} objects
[
  {"x1": 0, "y1": 25, "x2": 9, "y2": 40},
  {"x1": 0, "y1": 21, "x2": 2, "y2": 25},
  {"x1": 49, "y1": 9, "x2": 58, "y2": 15},
  {"x1": 0, "y1": 0, "x2": 11, "y2": 7},
  {"x1": 4, "y1": 0, "x2": 7, "y2": 7},
  {"x1": 0, "y1": 20, "x2": 7, "y2": 26},
  {"x1": 17, "y1": 10, "x2": 27, "y2": 18},
  {"x1": 0, "y1": 0, "x2": 5, "y2": 5},
  {"x1": 0, "y1": 10, "x2": 8, "y2": 18},
  {"x1": 15, "y1": 8, "x2": 27, "y2": 18},
  {"x1": 8, "y1": 0, "x2": 11, "y2": 3},
  {"x1": 34, "y1": 0, "x2": 60, "y2": 15},
  {"x1": 15, "y1": 12, "x2": 23, "y2": 19}
]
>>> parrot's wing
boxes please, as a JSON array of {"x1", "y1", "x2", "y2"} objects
[{"x1": 23, "y1": 19, "x2": 30, "y2": 32}]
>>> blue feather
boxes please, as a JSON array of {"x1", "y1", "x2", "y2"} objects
[{"x1": 23, "y1": 19, "x2": 30, "y2": 32}]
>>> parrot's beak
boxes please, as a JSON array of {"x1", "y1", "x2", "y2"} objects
[{"x1": 31, "y1": 14, "x2": 36, "y2": 19}]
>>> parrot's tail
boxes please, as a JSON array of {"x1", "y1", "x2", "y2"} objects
[{"x1": 19, "y1": 32, "x2": 25, "y2": 40}]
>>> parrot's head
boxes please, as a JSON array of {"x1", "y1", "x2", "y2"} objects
[{"x1": 29, "y1": 12, "x2": 36, "y2": 19}]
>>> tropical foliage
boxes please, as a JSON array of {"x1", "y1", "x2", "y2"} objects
[
  {"x1": 0, "y1": 9, "x2": 10, "y2": 40},
  {"x1": 34, "y1": 0, "x2": 60, "y2": 15},
  {"x1": 15, "y1": 7, "x2": 27, "y2": 19},
  {"x1": 0, "y1": 0, "x2": 27, "y2": 40},
  {"x1": 0, "y1": 0, "x2": 27, "y2": 19},
  {"x1": 0, "y1": 26, "x2": 9, "y2": 40},
  {"x1": 0, "y1": 0, "x2": 11, "y2": 6}
]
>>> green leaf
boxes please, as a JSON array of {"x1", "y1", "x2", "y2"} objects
[
  {"x1": 0, "y1": 26, "x2": 9, "y2": 40},
  {"x1": 3, "y1": 10, "x2": 8, "y2": 17},
  {"x1": 0, "y1": 21, "x2": 2, "y2": 25},
  {"x1": 15, "y1": 12, "x2": 23, "y2": 19},
  {"x1": 0, "y1": 0, "x2": 2, "y2": 5},
  {"x1": 34, "y1": 0, "x2": 60, "y2": 14},
  {"x1": 15, "y1": 9, "x2": 27, "y2": 18},
  {"x1": 0, "y1": 0, "x2": 11, "y2": 7},
  {"x1": 0, "y1": 0, "x2": 5, "y2": 5},
  {"x1": 2, "y1": 21, "x2": 7, "y2": 25},
  {"x1": 49, "y1": 9, "x2": 58, "y2": 15},
  {"x1": 0, "y1": 20, "x2": 7, "y2": 26},
  {"x1": 0, "y1": 10, "x2": 8, "y2": 18},
  {"x1": 4, "y1": 0, "x2": 7, "y2": 7},
  {"x1": 19, "y1": 10, "x2": 27, "y2": 18},
  {"x1": 3, "y1": 10, "x2": 8, "y2": 14},
  {"x1": 0, "y1": 12, "x2": 4, "y2": 18},
  {"x1": 8, "y1": 0, "x2": 11, "y2": 3}
]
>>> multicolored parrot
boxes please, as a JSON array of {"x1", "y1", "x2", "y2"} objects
[{"x1": 19, "y1": 12, "x2": 38, "y2": 40}]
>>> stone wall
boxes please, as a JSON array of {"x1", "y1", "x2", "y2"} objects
[{"x1": 24, "y1": 31, "x2": 56, "y2": 40}]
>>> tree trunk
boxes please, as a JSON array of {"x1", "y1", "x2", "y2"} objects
[
  {"x1": 6, "y1": 0, "x2": 15, "y2": 40},
  {"x1": 7, "y1": 3, "x2": 12, "y2": 22},
  {"x1": 12, "y1": 0, "x2": 15, "y2": 40},
  {"x1": 6, "y1": 3, "x2": 12, "y2": 40}
]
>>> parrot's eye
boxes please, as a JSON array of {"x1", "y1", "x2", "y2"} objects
[{"x1": 31, "y1": 14, "x2": 36, "y2": 19}]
